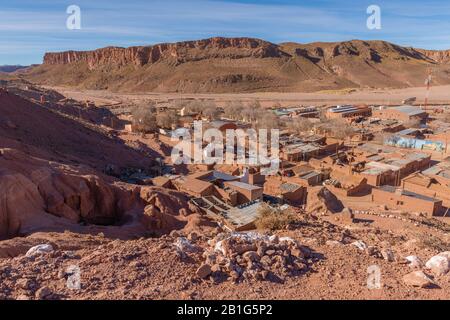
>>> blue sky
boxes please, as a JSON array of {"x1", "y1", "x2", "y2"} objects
[{"x1": 1, "y1": 0, "x2": 450, "y2": 65}]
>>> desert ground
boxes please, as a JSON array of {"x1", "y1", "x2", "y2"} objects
[{"x1": 46, "y1": 85, "x2": 450, "y2": 108}]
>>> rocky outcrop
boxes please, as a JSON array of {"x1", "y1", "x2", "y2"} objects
[
  {"x1": 43, "y1": 37, "x2": 288, "y2": 69},
  {"x1": 0, "y1": 148, "x2": 141, "y2": 239},
  {"x1": 416, "y1": 49, "x2": 450, "y2": 63},
  {"x1": 30, "y1": 37, "x2": 450, "y2": 93},
  {"x1": 0, "y1": 148, "x2": 203, "y2": 240}
]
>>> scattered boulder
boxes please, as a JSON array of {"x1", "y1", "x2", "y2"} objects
[
  {"x1": 174, "y1": 237, "x2": 198, "y2": 253},
  {"x1": 196, "y1": 264, "x2": 212, "y2": 279},
  {"x1": 381, "y1": 248, "x2": 395, "y2": 262},
  {"x1": 402, "y1": 271, "x2": 436, "y2": 288},
  {"x1": 351, "y1": 240, "x2": 367, "y2": 251},
  {"x1": 187, "y1": 232, "x2": 199, "y2": 242},
  {"x1": 25, "y1": 244, "x2": 54, "y2": 257},
  {"x1": 405, "y1": 256, "x2": 424, "y2": 268},
  {"x1": 243, "y1": 251, "x2": 260, "y2": 262},
  {"x1": 438, "y1": 251, "x2": 450, "y2": 260},
  {"x1": 204, "y1": 232, "x2": 306, "y2": 282},
  {"x1": 425, "y1": 255, "x2": 450, "y2": 276},
  {"x1": 16, "y1": 278, "x2": 35, "y2": 290},
  {"x1": 35, "y1": 286, "x2": 53, "y2": 299}
]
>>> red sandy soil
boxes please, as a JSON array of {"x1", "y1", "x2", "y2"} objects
[{"x1": 0, "y1": 210, "x2": 448, "y2": 300}]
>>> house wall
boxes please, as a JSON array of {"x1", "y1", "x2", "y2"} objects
[
  {"x1": 224, "y1": 182, "x2": 263, "y2": 205},
  {"x1": 248, "y1": 173, "x2": 266, "y2": 186},
  {"x1": 282, "y1": 187, "x2": 306, "y2": 205},
  {"x1": 373, "y1": 109, "x2": 427, "y2": 122},
  {"x1": 371, "y1": 188, "x2": 442, "y2": 216}
]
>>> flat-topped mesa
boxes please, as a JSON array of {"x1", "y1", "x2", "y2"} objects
[
  {"x1": 43, "y1": 37, "x2": 288, "y2": 69},
  {"x1": 416, "y1": 49, "x2": 450, "y2": 64}
]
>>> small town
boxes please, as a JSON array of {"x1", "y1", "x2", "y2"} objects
[{"x1": 119, "y1": 98, "x2": 450, "y2": 229}]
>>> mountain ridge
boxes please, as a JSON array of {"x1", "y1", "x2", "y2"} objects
[{"x1": 24, "y1": 37, "x2": 450, "y2": 93}]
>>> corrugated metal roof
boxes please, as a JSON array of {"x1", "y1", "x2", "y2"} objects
[
  {"x1": 226, "y1": 181, "x2": 262, "y2": 191},
  {"x1": 390, "y1": 105, "x2": 426, "y2": 116}
]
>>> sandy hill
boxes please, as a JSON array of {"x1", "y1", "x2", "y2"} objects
[
  {"x1": 0, "y1": 89, "x2": 151, "y2": 171},
  {"x1": 23, "y1": 37, "x2": 450, "y2": 93}
]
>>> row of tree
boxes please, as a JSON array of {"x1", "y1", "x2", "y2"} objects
[{"x1": 131, "y1": 99, "x2": 356, "y2": 140}]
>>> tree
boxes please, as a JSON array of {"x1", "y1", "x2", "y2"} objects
[
  {"x1": 132, "y1": 106, "x2": 157, "y2": 133},
  {"x1": 202, "y1": 101, "x2": 221, "y2": 120},
  {"x1": 223, "y1": 101, "x2": 243, "y2": 120},
  {"x1": 287, "y1": 118, "x2": 314, "y2": 135},
  {"x1": 156, "y1": 109, "x2": 179, "y2": 129},
  {"x1": 185, "y1": 100, "x2": 203, "y2": 114},
  {"x1": 254, "y1": 110, "x2": 281, "y2": 131}
]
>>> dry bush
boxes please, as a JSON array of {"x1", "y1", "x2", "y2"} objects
[
  {"x1": 255, "y1": 204, "x2": 296, "y2": 231},
  {"x1": 156, "y1": 109, "x2": 179, "y2": 129},
  {"x1": 287, "y1": 118, "x2": 314, "y2": 134},
  {"x1": 254, "y1": 111, "x2": 281, "y2": 130},
  {"x1": 202, "y1": 101, "x2": 221, "y2": 120},
  {"x1": 417, "y1": 234, "x2": 450, "y2": 252},
  {"x1": 223, "y1": 101, "x2": 244, "y2": 120},
  {"x1": 315, "y1": 118, "x2": 355, "y2": 139},
  {"x1": 132, "y1": 106, "x2": 157, "y2": 133}
]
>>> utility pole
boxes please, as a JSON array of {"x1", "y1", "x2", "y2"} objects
[{"x1": 424, "y1": 68, "x2": 432, "y2": 111}]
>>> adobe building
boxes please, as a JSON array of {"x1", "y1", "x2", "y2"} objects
[
  {"x1": 326, "y1": 105, "x2": 371, "y2": 120},
  {"x1": 223, "y1": 181, "x2": 263, "y2": 205},
  {"x1": 283, "y1": 163, "x2": 324, "y2": 186},
  {"x1": 188, "y1": 170, "x2": 240, "y2": 185},
  {"x1": 282, "y1": 143, "x2": 321, "y2": 162},
  {"x1": 372, "y1": 186, "x2": 443, "y2": 217},
  {"x1": 240, "y1": 167, "x2": 266, "y2": 186},
  {"x1": 327, "y1": 172, "x2": 370, "y2": 196},
  {"x1": 372, "y1": 105, "x2": 428, "y2": 123},
  {"x1": 174, "y1": 176, "x2": 216, "y2": 197},
  {"x1": 264, "y1": 177, "x2": 307, "y2": 205},
  {"x1": 402, "y1": 173, "x2": 450, "y2": 207}
]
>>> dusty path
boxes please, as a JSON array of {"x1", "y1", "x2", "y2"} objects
[{"x1": 45, "y1": 85, "x2": 450, "y2": 107}]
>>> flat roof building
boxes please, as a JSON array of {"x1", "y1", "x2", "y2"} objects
[
  {"x1": 373, "y1": 105, "x2": 428, "y2": 123},
  {"x1": 326, "y1": 105, "x2": 371, "y2": 119},
  {"x1": 372, "y1": 185, "x2": 443, "y2": 217}
]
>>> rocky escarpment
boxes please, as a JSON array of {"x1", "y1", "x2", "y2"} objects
[
  {"x1": 416, "y1": 49, "x2": 450, "y2": 64},
  {"x1": 43, "y1": 37, "x2": 289, "y2": 69},
  {"x1": 27, "y1": 37, "x2": 450, "y2": 93}
]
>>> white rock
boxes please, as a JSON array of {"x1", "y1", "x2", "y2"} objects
[
  {"x1": 174, "y1": 237, "x2": 198, "y2": 253},
  {"x1": 351, "y1": 240, "x2": 367, "y2": 251},
  {"x1": 405, "y1": 255, "x2": 424, "y2": 268},
  {"x1": 438, "y1": 251, "x2": 450, "y2": 260},
  {"x1": 425, "y1": 255, "x2": 450, "y2": 276},
  {"x1": 25, "y1": 244, "x2": 54, "y2": 257},
  {"x1": 381, "y1": 248, "x2": 395, "y2": 262}
]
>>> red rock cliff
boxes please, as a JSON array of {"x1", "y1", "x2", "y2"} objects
[
  {"x1": 416, "y1": 49, "x2": 450, "y2": 63},
  {"x1": 43, "y1": 37, "x2": 288, "y2": 69}
]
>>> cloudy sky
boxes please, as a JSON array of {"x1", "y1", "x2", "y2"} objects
[{"x1": 1, "y1": 0, "x2": 450, "y2": 65}]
